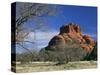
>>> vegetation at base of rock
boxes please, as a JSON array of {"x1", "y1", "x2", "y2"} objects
[
  {"x1": 15, "y1": 42, "x2": 97, "y2": 64},
  {"x1": 84, "y1": 43, "x2": 97, "y2": 61},
  {"x1": 40, "y1": 40, "x2": 87, "y2": 64}
]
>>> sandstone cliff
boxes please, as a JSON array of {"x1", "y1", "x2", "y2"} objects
[{"x1": 46, "y1": 23, "x2": 95, "y2": 53}]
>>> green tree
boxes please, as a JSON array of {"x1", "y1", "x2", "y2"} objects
[{"x1": 84, "y1": 43, "x2": 97, "y2": 60}]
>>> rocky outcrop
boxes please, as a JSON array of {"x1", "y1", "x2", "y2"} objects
[{"x1": 46, "y1": 23, "x2": 95, "y2": 53}]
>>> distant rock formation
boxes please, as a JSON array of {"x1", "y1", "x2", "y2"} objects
[{"x1": 46, "y1": 23, "x2": 95, "y2": 53}]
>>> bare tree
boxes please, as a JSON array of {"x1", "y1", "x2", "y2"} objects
[{"x1": 14, "y1": 2, "x2": 57, "y2": 54}]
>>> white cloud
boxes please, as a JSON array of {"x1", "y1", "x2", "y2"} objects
[{"x1": 25, "y1": 30, "x2": 59, "y2": 50}]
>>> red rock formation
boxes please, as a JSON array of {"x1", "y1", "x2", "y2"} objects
[{"x1": 47, "y1": 23, "x2": 95, "y2": 53}]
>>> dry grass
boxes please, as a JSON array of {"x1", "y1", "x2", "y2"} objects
[{"x1": 13, "y1": 61, "x2": 97, "y2": 73}]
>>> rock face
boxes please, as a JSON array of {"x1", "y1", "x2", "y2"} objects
[{"x1": 46, "y1": 23, "x2": 95, "y2": 53}]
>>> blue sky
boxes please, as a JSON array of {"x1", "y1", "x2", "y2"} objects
[{"x1": 16, "y1": 3, "x2": 97, "y2": 53}]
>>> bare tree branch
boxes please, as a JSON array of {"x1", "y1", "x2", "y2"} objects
[
  {"x1": 17, "y1": 43, "x2": 33, "y2": 55},
  {"x1": 14, "y1": 3, "x2": 57, "y2": 55}
]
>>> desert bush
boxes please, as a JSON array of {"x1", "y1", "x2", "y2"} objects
[{"x1": 16, "y1": 51, "x2": 38, "y2": 64}]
